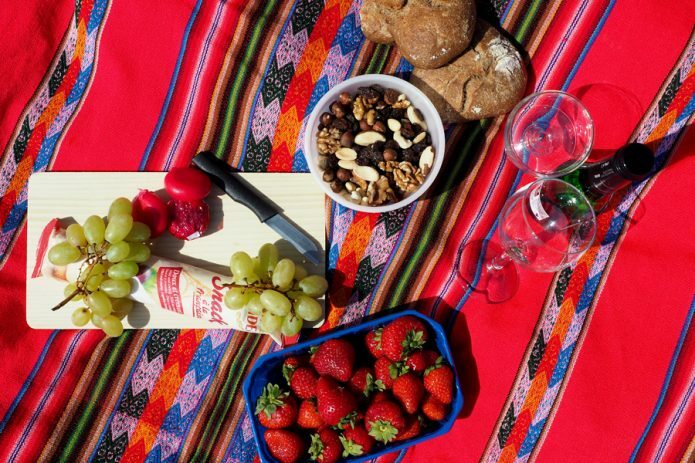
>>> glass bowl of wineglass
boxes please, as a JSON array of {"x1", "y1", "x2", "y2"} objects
[
  {"x1": 458, "y1": 178, "x2": 597, "y2": 302},
  {"x1": 505, "y1": 91, "x2": 594, "y2": 178}
]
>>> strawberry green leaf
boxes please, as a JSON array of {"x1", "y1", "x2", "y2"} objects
[
  {"x1": 282, "y1": 363, "x2": 296, "y2": 384},
  {"x1": 389, "y1": 361, "x2": 409, "y2": 379},
  {"x1": 308, "y1": 433, "x2": 324, "y2": 461},
  {"x1": 401, "y1": 330, "x2": 425, "y2": 356},
  {"x1": 255, "y1": 383, "x2": 288, "y2": 418},
  {"x1": 336, "y1": 411, "x2": 359, "y2": 429},
  {"x1": 368, "y1": 419, "x2": 399, "y2": 443},
  {"x1": 374, "y1": 327, "x2": 383, "y2": 349},
  {"x1": 339, "y1": 435, "x2": 364, "y2": 457},
  {"x1": 425, "y1": 358, "x2": 445, "y2": 376}
]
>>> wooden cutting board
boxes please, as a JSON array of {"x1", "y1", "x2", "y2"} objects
[{"x1": 26, "y1": 172, "x2": 326, "y2": 330}]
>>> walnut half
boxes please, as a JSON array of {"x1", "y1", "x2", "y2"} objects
[{"x1": 317, "y1": 127, "x2": 341, "y2": 155}]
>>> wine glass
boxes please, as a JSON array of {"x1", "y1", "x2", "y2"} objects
[
  {"x1": 505, "y1": 91, "x2": 594, "y2": 177},
  {"x1": 458, "y1": 179, "x2": 597, "y2": 302}
]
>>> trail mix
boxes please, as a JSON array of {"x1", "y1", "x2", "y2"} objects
[{"x1": 316, "y1": 85, "x2": 435, "y2": 206}]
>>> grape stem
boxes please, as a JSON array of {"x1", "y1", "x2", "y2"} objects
[
  {"x1": 221, "y1": 282, "x2": 300, "y2": 301},
  {"x1": 51, "y1": 288, "x2": 81, "y2": 311},
  {"x1": 50, "y1": 243, "x2": 107, "y2": 311}
]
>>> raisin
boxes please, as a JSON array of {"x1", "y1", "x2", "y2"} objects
[
  {"x1": 402, "y1": 148, "x2": 419, "y2": 164},
  {"x1": 412, "y1": 141, "x2": 428, "y2": 154},
  {"x1": 400, "y1": 120, "x2": 416, "y2": 138},
  {"x1": 331, "y1": 118, "x2": 352, "y2": 132}
]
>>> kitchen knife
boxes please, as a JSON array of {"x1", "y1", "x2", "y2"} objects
[{"x1": 192, "y1": 151, "x2": 322, "y2": 265}]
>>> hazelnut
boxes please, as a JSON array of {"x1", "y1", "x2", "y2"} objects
[
  {"x1": 330, "y1": 102, "x2": 346, "y2": 118},
  {"x1": 320, "y1": 112, "x2": 334, "y2": 127},
  {"x1": 372, "y1": 121, "x2": 386, "y2": 133},
  {"x1": 330, "y1": 180, "x2": 343, "y2": 193},
  {"x1": 323, "y1": 169, "x2": 335, "y2": 182},
  {"x1": 383, "y1": 148, "x2": 398, "y2": 161},
  {"x1": 340, "y1": 131, "x2": 355, "y2": 147},
  {"x1": 338, "y1": 91, "x2": 353, "y2": 106},
  {"x1": 359, "y1": 120, "x2": 371, "y2": 131},
  {"x1": 336, "y1": 168, "x2": 352, "y2": 182}
]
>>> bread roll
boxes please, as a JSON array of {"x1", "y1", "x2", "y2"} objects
[
  {"x1": 411, "y1": 21, "x2": 527, "y2": 123},
  {"x1": 360, "y1": 0, "x2": 476, "y2": 70}
]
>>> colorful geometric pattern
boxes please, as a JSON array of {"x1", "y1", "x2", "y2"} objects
[
  {"x1": 483, "y1": 34, "x2": 695, "y2": 463},
  {"x1": 0, "y1": 0, "x2": 110, "y2": 268},
  {"x1": 629, "y1": 296, "x2": 695, "y2": 463},
  {"x1": 1, "y1": 1, "x2": 694, "y2": 463}
]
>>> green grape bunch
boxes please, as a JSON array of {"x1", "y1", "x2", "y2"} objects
[
  {"x1": 223, "y1": 243, "x2": 328, "y2": 337},
  {"x1": 47, "y1": 197, "x2": 152, "y2": 337}
]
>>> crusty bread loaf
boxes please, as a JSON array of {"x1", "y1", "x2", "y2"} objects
[
  {"x1": 411, "y1": 21, "x2": 527, "y2": 123},
  {"x1": 360, "y1": 0, "x2": 476, "y2": 70}
]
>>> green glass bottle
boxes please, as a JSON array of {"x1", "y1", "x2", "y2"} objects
[{"x1": 562, "y1": 142, "x2": 654, "y2": 211}]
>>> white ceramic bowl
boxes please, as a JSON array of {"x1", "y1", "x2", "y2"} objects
[{"x1": 304, "y1": 74, "x2": 445, "y2": 213}]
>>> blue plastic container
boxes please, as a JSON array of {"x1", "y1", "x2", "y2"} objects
[{"x1": 242, "y1": 309, "x2": 464, "y2": 463}]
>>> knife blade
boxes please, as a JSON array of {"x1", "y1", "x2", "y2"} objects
[{"x1": 192, "y1": 151, "x2": 322, "y2": 265}]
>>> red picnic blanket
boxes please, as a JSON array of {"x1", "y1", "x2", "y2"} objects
[{"x1": 0, "y1": 1, "x2": 694, "y2": 462}]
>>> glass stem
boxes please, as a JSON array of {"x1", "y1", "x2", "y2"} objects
[{"x1": 487, "y1": 251, "x2": 512, "y2": 271}]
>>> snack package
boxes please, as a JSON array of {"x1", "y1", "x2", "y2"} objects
[{"x1": 32, "y1": 219, "x2": 293, "y2": 343}]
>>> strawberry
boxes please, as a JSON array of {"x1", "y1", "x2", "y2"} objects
[
  {"x1": 392, "y1": 373, "x2": 425, "y2": 414},
  {"x1": 297, "y1": 399, "x2": 324, "y2": 429},
  {"x1": 282, "y1": 355, "x2": 307, "y2": 383},
  {"x1": 290, "y1": 366, "x2": 318, "y2": 399},
  {"x1": 380, "y1": 316, "x2": 429, "y2": 361},
  {"x1": 405, "y1": 349, "x2": 439, "y2": 374},
  {"x1": 340, "y1": 424, "x2": 375, "y2": 457},
  {"x1": 374, "y1": 357, "x2": 398, "y2": 389},
  {"x1": 316, "y1": 377, "x2": 358, "y2": 426},
  {"x1": 255, "y1": 383, "x2": 297, "y2": 429},
  {"x1": 349, "y1": 367, "x2": 385, "y2": 397},
  {"x1": 424, "y1": 361, "x2": 454, "y2": 405},
  {"x1": 311, "y1": 339, "x2": 355, "y2": 382},
  {"x1": 371, "y1": 391, "x2": 390, "y2": 403},
  {"x1": 422, "y1": 394, "x2": 448, "y2": 421},
  {"x1": 365, "y1": 328, "x2": 384, "y2": 358},
  {"x1": 397, "y1": 415, "x2": 422, "y2": 441},
  {"x1": 265, "y1": 429, "x2": 305, "y2": 463},
  {"x1": 365, "y1": 399, "x2": 406, "y2": 443},
  {"x1": 309, "y1": 428, "x2": 342, "y2": 463}
]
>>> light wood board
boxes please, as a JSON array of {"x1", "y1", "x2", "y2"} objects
[{"x1": 27, "y1": 172, "x2": 326, "y2": 330}]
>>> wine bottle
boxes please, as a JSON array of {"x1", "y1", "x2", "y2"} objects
[{"x1": 562, "y1": 142, "x2": 654, "y2": 210}]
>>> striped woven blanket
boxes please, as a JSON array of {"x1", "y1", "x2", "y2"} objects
[{"x1": 0, "y1": 1, "x2": 693, "y2": 462}]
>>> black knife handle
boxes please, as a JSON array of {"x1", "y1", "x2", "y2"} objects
[{"x1": 192, "y1": 151, "x2": 279, "y2": 222}]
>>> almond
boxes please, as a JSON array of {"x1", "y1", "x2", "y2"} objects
[
  {"x1": 338, "y1": 159, "x2": 358, "y2": 170},
  {"x1": 394, "y1": 130, "x2": 413, "y2": 149},
  {"x1": 353, "y1": 165, "x2": 379, "y2": 182},
  {"x1": 419, "y1": 146, "x2": 434, "y2": 170},
  {"x1": 335, "y1": 147, "x2": 357, "y2": 161},
  {"x1": 387, "y1": 119, "x2": 401, "y2": 132},
  {"x1": 354, "y1": 131, "x2": 386, "y2": 146},
  {"x1": 407, "y1": 106, "x2": 427, "y2": 130}
]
